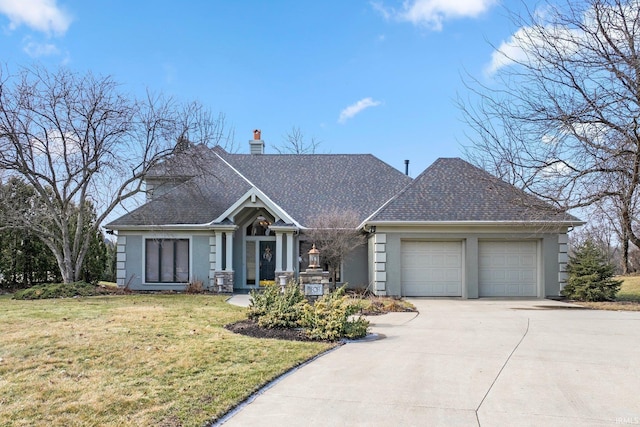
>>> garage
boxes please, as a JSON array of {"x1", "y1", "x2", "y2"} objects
[
  {"x1": 479, "y1": 241, "x2": 538, "y2": 297},
  {"x1": 401, "y1": 241, "x2": 463, "y2": 297}
]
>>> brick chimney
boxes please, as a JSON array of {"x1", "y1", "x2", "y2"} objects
[{"x1": 249, "y1": 129, "x2": 264, "y2": 155}]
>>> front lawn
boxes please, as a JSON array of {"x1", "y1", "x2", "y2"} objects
[
  {"x1": 0, "y1": 294, "x2": 334, "y2": 426},
  {"x1": 616, "y1": 275, "x2": 640, "y2": 302}
]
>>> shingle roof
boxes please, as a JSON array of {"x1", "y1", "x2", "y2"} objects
[
  {"x1": 371, "y1": 157, "x2": 581, "y2": 223},
  {"x1": 106, "y1": 150, "x2": 251, "y2": 226},
  {"x1": 107, "y1": 151, "x2": 580, "y2": 229},
  {"x1": 106, "y1": 145, "x2": 411, "y2": 228},
  {"x1": 219, "y1": 152, "x2": 411, "y2": 226},
  {"x1": 145, "y1": 143, "x2": 217, "y2": 178}
]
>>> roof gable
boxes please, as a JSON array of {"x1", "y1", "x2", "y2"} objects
[
  {"x1": 106, "y1": 150, "x2": 251, "y2": 227},
  {"x1": 106, "y1": 146, "x2": 412, "y2": 228},
  {"x1": 371, "y1": 158, "x2": 580, "y2": 223},
  {"x1": 213, "y1": 187, "x2": 299, "y2": 227},
  {"x1": 219, "y1": 153, "x2": 412, "y2": 227}
]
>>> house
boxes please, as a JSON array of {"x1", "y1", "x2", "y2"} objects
[{"x1": 106, "y1": 132, "x2": 582, "y2": 298}]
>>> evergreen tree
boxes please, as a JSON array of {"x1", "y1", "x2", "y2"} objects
[
  {"x1": 80, "y1": 228, "x2": 108, "y2": 283},
  {"x1": 0, "y1": 178, "x2": 106, "y2": 288},
  {"x1": 0, "y1": 179, "x2": 60, "y2": 290},
  {"x1": 562, "y1": 240, "x2": 622, "y2": 301}
]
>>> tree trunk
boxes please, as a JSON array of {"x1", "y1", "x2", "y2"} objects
[{"x1": 622, "y1": 236, "x2": 630, "y2": 275}]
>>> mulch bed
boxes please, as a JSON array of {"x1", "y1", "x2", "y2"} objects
[{"x1": 225, "y1": 319, "x2": 313, "y2": 341}]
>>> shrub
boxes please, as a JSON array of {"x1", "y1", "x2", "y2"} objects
[
  {"x1": 185, "y1": 280, "x2": 205, "y2": 294},
  {"x1": 248, "y1": 281, "x2": 306, "y2": 329},
  {"x1": 13, "y1": 282, "x2": 107, "y2": 300},
  {"x1": 562, "y1": 240, "x2": 623, "y2": 302},
  {"x1": 300, "y1": 286, "x2": 369, "y2": 341}
]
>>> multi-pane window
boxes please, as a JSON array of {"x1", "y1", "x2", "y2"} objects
[{"x1": 145, "y1": 239, "x2": 189, "y2": 283}]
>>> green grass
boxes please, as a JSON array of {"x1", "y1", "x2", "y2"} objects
[{"x1": 0, "y1": 294, "x2": 334, "y2": 426}]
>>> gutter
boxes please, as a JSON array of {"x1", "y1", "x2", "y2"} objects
[
  {"x1": 364, "y1": 220, "x2": 586, "y2": 227},
  {"x1": 105, "y1": 223, "x2": 238, "y2": 232}
]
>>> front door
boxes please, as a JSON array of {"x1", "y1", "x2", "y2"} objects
[
  {"x1": 259, "y1": 241, "x2": 276, "y2": 283},
  {"x1": 245, "y1": 239, "x2": 276, "y2": 286}
]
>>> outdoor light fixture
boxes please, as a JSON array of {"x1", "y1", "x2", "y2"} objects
[{"x1": 308, "y1": 244, "x2": 320, "y2": 269}]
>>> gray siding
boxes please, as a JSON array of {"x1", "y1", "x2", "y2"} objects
[
  {"x1": 465, "y1": 237, "x2": 479, "y2": 299},
  {"x1": 232, "y1": 228, "x2": 243, "y2": 289},
  {"x1": 542, "y1": 235, "x2": 560, "y2": 297},
  {"x1": 124, "y1": 234, "x2": 143, "y2": 289},
  {"x1": 192, "y1": 235, "x2": 211, "y2": 285},
  {"x1": 342, "y1": 243, "x2": 369, "y2": 289}
]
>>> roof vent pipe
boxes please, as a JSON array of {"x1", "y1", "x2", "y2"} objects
[{"x1": 404, "y1": 159, "x2": 409, "y2": 176}]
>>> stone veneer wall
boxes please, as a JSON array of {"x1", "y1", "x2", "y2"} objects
[
  {"x1": 213, "y1": 271, "x2": 234, "y2": 293},
  {"x1": 299, "y1": 269, "x2": 331, "y2": 295}
]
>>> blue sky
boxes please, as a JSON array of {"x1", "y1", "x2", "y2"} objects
[{"x1": 0, "y1": 0, "x2": 536, "y2": 177}]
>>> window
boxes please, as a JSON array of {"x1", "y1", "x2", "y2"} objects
[
  {"x1": 145, "y1": 239, "x2": 189, "y2": 283},
  {"x1": 246, "y1": 215, "x2": 272, "y2": 236}
]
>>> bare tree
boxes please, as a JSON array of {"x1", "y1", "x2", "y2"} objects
[
  {"x1": 460, "y1": 0, "x2": 640, "y2": 258},
  {"x1": 272, "y1": 126, "x2": 322, "y2": 154},
  {"x1": 176, "y1": 101, "x2": 238, "y2": 153},
  {"x1": 304, "y1": 208, "x2": 366, "y2": 285},
  {"x1": 0, "y1": 65, "x2": 231, "y2": 283}
]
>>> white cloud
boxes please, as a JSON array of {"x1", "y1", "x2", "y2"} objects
[
  {"x1": 31, "y1": 129, "x2": 81, "y2": 158},
  {"x1": 374, "y1": 0, "x2": 498, "y2": 31},
  {"x1": 541, "y1": 159, "x2": 573, "y2": 178},
  {"x1": 485, "y1": 24, "x2": 582, "y2": 76},
  {"x1": 338, "y1": 98, "x2": 382, "y2": 124},
  {"x1": 485, "y1": 28, "x2": 532, "y2": 75},
  {"x1": 0, "y1": 0, "x2": 72, "y2": 36},
  {"x1": 485, "y1": 2, "x2": 633, "y2": 76},
  {"x1": 23, "y1": 39, "x2": 59, "y2": 57}
]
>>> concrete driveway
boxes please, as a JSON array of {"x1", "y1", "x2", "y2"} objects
[{"x1": 220, "y1": 299, "x2": 640, "y2": 426}]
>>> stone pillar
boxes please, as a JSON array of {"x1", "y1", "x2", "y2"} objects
[
  {"x1": 213, "y1": 271, "x2": 234, "y2": 293},
  {"x1": 213, "y1": 230, "x2": 234, "y2": 293},
  {"x1": 299, "y1": 268, "x2": 331, "y2": 299}
]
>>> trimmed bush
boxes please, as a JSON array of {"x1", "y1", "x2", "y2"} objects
[
  {"x1": 300, "y1": 287, "x2": 369, "y2": 341},
  {"x1": 248, "y1": 283, "x2": 370, "y2": 340},
  {"x1": 13, "y1": 282, "x2": 110, "y2": 300},
  {"x1": 248, "y1": 281, "x2": 306, "y2": 329},
  {"x1": 562, "y1": 240, "x2": 622, "y2": 302}
]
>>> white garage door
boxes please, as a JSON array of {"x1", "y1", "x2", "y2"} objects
[
  {"x1": 479, "y1": 241, "x2": 538, "y2": 297},
  {"x1": 401, "y1": 241, "x2": 462, "y2": 297}
]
